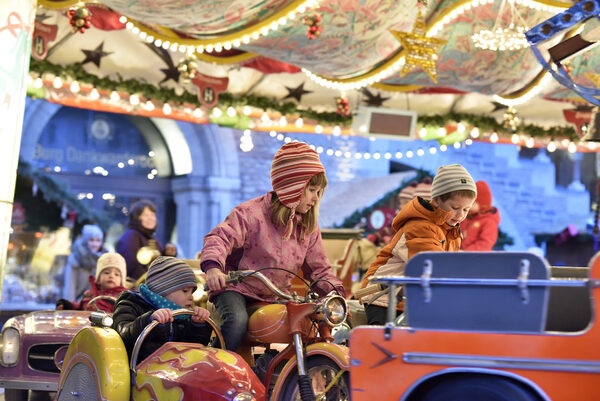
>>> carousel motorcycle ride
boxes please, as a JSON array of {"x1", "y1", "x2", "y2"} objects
[{"x1": 213, "y1": 269, "x2": 351, "y2": 401}]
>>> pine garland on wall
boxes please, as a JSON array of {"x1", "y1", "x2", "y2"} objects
[{"x1": 28, "y1": 59, "x2": 580, "y2": 141}]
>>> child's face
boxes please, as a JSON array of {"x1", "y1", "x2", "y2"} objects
[
  {"x1": 139, "y1": 207, "x2": 157, "y2": 230},
  {"x1": 432, "y1": 194, "x2": 475, "y2": 226},
  {"x1": 98, "y1": 267, "x2": 122, "y2": 290},
  {"x1": 297, "y1": 184, "x2": 322, "y2": 214},
  {"x1": 87, "y1": 237, "x2": 102, "y2": 252},
  {"x1": 165, "y1": 286, "x2": 196, "y2": 309}
]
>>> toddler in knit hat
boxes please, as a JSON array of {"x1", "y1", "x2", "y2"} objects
[
  {"x1": 56, "y1": 252, "x2": 127, "y2": 313},
  {"x1": 112, "y1": 256, "x2": 212, "y2": 361}
]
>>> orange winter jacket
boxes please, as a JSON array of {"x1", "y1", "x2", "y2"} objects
[{"x1": 360, "y1": 197, "x2": 462, "y2": 308}]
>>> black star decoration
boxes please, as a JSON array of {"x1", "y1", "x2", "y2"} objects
[
  {"x1": 81, "y1": 42, "x2": 113, "y2": 68},
  {"x1": 35, "y1": 12, "x2": 52, "y2": 24},
  {"x1": 491, "y1": 101, "x2": 508, "y2": 112},
  {"x1": 361, "y1": 88, "x2": 390, "y2": 107},
  {"x1": 284, "y1": 82, "x2": 312, "y2": 102},
  {"x1": 144, "y1": 43, "x2": 180, "y2": 84}
]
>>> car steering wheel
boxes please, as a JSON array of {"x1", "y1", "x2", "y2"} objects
[
  {"x1": 86, "y1": 295, "x2": 117, "y2": 311},
  {"x1": 130, "y1": 309, "x2": 225, "y2": 372}
]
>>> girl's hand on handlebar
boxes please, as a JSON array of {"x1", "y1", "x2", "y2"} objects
[
  {"x1": 151, "y1": 308, "x2": 174, "y2": 324},
  {"x1": 191, "y1": 306, "x2": 210, "y2": 323},
  {"x1": 206, "y1": 268, "x2": 227, "y2": 291}
]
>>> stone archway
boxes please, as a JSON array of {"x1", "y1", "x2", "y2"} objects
[{"x1": 20, "y1": 99, "x2": 242, "y2": 258}]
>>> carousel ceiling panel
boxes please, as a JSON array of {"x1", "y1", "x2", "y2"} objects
[{"x1": 34, "y1": 0, "x2": 600, "y2": 134}]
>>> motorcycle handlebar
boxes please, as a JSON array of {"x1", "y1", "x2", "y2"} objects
[{"x1": 203, "y1": 270, "x2": 295, "y2": 301}]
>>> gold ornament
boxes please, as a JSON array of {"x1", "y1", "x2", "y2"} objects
[
  {"x1": 177, "y1": 56, "x2": 199, "y2": 82},
  {"x1": 390, "y1": 11, "x2": 447, "y2": 83}
]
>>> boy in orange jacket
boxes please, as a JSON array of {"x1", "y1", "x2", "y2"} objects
[{"x1": 359, "y1": 164, "x2": 477, "y2": 325}]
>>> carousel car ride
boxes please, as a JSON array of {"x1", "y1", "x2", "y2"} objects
[
  {"x1": 350, "y1": 251, "x2": 600, "y2": 401},
  {"x1": 0, "y1": 309, "x2": 92, "y2": 401}
]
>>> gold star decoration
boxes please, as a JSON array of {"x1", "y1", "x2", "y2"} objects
[
  {"x1": 586, "y1": 72, "x2": 600, "y2": 88},
  {"x1": 390, "y1": 11, "x2": 447, "y2": 83}
]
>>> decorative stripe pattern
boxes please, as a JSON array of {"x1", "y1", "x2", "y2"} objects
[
  {"x1": 270, "y1": 142, "x2": 325, "y2": 209},
  {"x1": 146, "y1": 256, "x2": 197, "y2": 297}
]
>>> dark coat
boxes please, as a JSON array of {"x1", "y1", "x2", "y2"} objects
[
  {"x1": 111, "y1": 290, "x2": 212, "y2": 362},
  {"x1": 115, "y1": 228, "x2": 165, "y2": 281}
]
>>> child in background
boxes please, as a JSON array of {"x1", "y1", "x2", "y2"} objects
[
  {"x1": 56, "y1": 252, "x2": 128, "y2": 313},
  {"x1": 460, "y1": 180, "x2": 501, "y2": 251},
  {"x1": 112, "y1": 256, "x2": 212, "y2": 361},
  {"x1": 359, "y1": 164, "x2": 477, "y2": 325},
  {"x1": 62, "y1": 224, "x2": 108, "y2": 301}
]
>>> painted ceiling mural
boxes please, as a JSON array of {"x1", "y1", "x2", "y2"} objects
[{"x1": 31, "y1": 0, "x2": 600, "y2": 147}]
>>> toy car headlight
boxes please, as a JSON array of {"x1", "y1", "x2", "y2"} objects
[
  {"x1": 1, "y1": 327, "x2": 20, "y2": 366},
  {"x1": 90, "y1": 311, "x2": 113, "y2": 327},
  {"x1": 322, "y1": 295, "x2": 347, "y2": 326}
]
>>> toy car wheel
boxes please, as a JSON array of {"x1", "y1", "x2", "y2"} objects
[
  {"x1": 5, "y1": 389, "x2": 28, "y2": 401},
  {"x1": 414, "y1": 375, "x2": 540, "y2": 401},
  {"x1": 277, "y1": 355, "x2": 350, "y2": 401},
  {"x1": 56, "y1": 362, "x2": 99, "y2": 401}
]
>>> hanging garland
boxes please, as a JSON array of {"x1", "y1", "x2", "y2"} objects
[
  {"x1": 28, "y1": 59, "x2": 352, "y2": 126},
  {"x1": 28, "y1": 59, "x2": 579, "y2": 140}
]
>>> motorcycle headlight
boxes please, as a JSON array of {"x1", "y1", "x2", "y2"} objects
[
  {"x1": 1, "y1": 327, "x2": 20, "y2": 366},
  {"x1": 233, "y1": 393, "x2": 256, "y2": 401},
  {"x1": 322, "y1": 295, "x2": 347, "y2": 326}
]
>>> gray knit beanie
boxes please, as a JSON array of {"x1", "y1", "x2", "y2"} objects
[
  {"x1": 431, "y1": 164, "x2": 477, "y2": 199},
  {"x1": 146, "y1": 256, "x2": 197, "y2": 297}
]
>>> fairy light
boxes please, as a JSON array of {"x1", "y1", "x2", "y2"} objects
[
  {"x1": 525, "y1": 137, "x2": 535, "y2": 148},
  {"x1": 212, "y1": 108, "x2": 223, "y2": 118},
  {"x1": 547, "y1": 141, "x2": 557, "y2": 152},
  {"x1": 110, "y1": 91, "x2": 120, "y2": 102},
  {"x1": 567, "y1": 142, "x2": 577, "y2": 153},
  {"x1": 395, "y1": 151, "x2": 403, "y2": 158},
  {"x1": 470, "y1": 127, "x2": 480, "y2": 138},
  {"x1": 193, "y1": 108, "x2": 203, "y2": 118},
  {"x1": 163, "y1": 103, "x2": 172, "y2": 115},
  {"x1": 227, "y1": 107, "x2": 236, "y2": 117},
  {"x1": 355, "y1": 153, "x2": 362, "y2": 159},
  {"x1": 406, "y1": 150, "x2": 414, "y2": 158},
  {"x1": 429, "y1": 147, "x2": 437, "y2": 154},
  {"x1": 129, "y1": 94, "x2": 140, "y2": 106},
  {"x1": 295, "y1": 118, "x2": 304, "y2": 128},
  {"x1": 440, "y1": 144, "x2": 448, "y2": 151},
  {"x1": 52, "y1": 76, "x2": 62, "y2": 89},
  {"x1": 70, "y1": 81, "x2": 80, "y2": 93},
  {"x1": 90, "y1": 88, "x2": 99, "y2": 100},
  {"x1": 453, "y1": 142, "x2": 462, "y2": 149},
  {"x1": 490, "y1": 132, "x2": 499, "y2": 143},
  {"x1": 511, "y1": 134, "x2": 520, "y2": 144},
  {"x1": 120, "y1": 0, "x2": 319, "y2": 55}
]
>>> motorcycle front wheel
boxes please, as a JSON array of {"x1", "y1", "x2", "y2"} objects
[{"x1": 277, "y1": 355, "x2": 350, "y2": 401}]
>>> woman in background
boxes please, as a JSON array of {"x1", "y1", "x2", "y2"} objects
[
  {"x1": 116, "y1": 199, "x2": 176, "y2": 285},
  {"x1": 63, "y1": 224, "x2": 107, "y2": 301}
]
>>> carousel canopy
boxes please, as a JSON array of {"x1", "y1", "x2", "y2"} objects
[{"x1": 31, "y1": 0, "x2": 600, "y2": 149}]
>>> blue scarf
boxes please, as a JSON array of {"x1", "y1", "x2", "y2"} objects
[{"x1": 139, "y1": 284, "x2": 188, "y2": 321}]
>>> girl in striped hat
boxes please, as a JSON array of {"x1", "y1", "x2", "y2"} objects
[{"x1": 200, "y1": 142, "x2": 345, "y2": 352}]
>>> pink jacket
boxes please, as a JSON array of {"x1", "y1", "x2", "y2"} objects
[{"x1": 201, "y1": 192, "x2": 345, "y2": 302}]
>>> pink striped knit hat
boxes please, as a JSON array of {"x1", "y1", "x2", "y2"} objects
[{"x1": 271, "y1": 142, "x2": 325, "y2": 239}]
